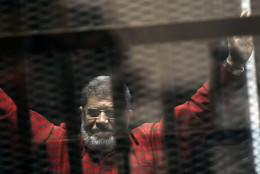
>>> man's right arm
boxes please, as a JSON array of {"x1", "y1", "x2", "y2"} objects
[
  {"x1": 0, "y1": 88, "x2": 57, "y2": 145},
  {"x1": 0, "y1": 88, "x2": 18, "y2": 124},
  {"x1": 0, "y1": 88, "x2": 20, "y2": 145}
]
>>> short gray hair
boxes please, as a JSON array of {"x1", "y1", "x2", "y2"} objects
[{"x1": 81, "y1": 76, "x2": 131, "y2": 109}]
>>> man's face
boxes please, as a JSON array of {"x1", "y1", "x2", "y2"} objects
[
  {"x1": 80, "y1": 94, "x2": 132, "y2": 154},
  {"x1": 83, "y1": 95, "x2": 114, "y2": 138},
  {"x1": 80, "y1": 95, "x2": 116, "y2": 154}
]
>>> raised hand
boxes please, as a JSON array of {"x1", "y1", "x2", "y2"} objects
[{"x1": 227, "y1": 10, "x2": 254, "y2": 69}]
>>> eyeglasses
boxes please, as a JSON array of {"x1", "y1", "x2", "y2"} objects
[{"x1": 87, "y1": 108, "x2": 114, "y2": 118}]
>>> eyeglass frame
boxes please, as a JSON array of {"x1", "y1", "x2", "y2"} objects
[{"x1": 85, "y1": 107, "x2": 115, "y2": 120}]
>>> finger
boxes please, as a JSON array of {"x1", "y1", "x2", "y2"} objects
[{"x1": 240, "y1": 10, "x2": 249, "y2": 18}]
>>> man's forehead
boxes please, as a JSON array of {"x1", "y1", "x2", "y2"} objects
[{"x1": 86, "y1": 95, "x2": 113, "y2": 107}]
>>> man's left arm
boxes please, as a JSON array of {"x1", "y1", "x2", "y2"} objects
[
  {"x1": 225, "y1": 10, "x2": 254, "y2": 76},
  {"x1": 176, "y1": 10, "x2": 254, "y2": 129}
]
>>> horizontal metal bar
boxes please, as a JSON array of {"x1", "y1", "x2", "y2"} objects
[
  {"x1": 0, "y1": 16, "x2": 259, "y2": 43},
  {"x1": 114, "y1": 16, "x2": 260, "y2": 44}
]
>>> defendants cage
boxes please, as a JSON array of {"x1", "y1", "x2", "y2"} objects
[{"x1": 0, "y1": 0, "x2": 260, "y2": 173}]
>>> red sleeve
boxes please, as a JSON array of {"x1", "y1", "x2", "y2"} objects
[
  {"x1": 144, "y1": 83, "x2": 210, "y2": 162},
  {"x1": 147, "y1": 65, "x2": 240, "y2": 161},
  {"x1": 0, "y1": 88, "x2": 55, "y2": 145},
  {"x1": 175, "y1": 82, "x2": 210, "y2": 126},
  {"x1": 0, "y1": 88, "x2": 18, "y2": 125}
]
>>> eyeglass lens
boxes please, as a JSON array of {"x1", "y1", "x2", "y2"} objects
[{"x1": 87, "y1": 108, "x2": 114, "y2": 118}]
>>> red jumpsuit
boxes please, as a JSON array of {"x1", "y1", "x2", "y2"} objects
[{"x1": 0, "y1": 82, "x2": 212, "y2": 174}]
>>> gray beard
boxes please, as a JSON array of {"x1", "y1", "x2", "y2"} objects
[{"x1": 81, "y1": 121, "x2": 116, "y2": 155}]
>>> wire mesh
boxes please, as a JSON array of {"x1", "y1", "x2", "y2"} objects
[
  {"x1": 0, "y1": 0, "x2": 243, "y2": 35},
  {"x1": 0, "y1": 0, "x2": 259, "y2": 174}
]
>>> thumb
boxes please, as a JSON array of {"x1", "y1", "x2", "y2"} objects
[{"x1": 240, "y1": 10, "x2": 249, "y2": 18}]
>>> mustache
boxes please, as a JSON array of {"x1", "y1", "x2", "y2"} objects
[{"x1": 89, "y1": 124, "x2": 113, "y2": 133}]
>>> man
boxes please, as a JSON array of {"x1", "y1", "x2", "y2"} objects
[
  {"x1": 77, "y1": 75, "x2": 207, "y2": 173},
  {"x1": 0, "y1": 12, "x2": 253, "y2": 174}
]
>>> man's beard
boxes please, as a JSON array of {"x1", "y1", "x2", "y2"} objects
[{"x1": 81, "y1": 120, "x2": 116, "y2": 155}]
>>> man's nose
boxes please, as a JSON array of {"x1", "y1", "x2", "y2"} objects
[{"x1": 96, "y1": 111, "x2": 109, "y2": 124}]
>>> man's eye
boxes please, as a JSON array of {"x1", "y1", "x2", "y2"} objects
[
  {"x1": 87, "y1": 109, "x2": 100, "y2": 117},
  {"x1": 105, "y1": 109, "x2": 114, "y2": 118}
]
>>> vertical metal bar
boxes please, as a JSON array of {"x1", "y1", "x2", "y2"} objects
[
  {"x1": 184, "y1": 40, "x2": 228, "y2": 174},
  {"x1": 6, "y1": 0, "x2": 34, "y2": 171},
  {"x1": 252, "y1": 37, "x2": 260, "y2": 174},
  {"x1": 207, "y1": 51, "x2": 223, "y2": 174},
  {"x1": 208, "y1": 39, "x2": 256, "y2": 173},
  {"x1": 161, "y1": 88, "x2": 180, "y2": 174},
  {"x1": 13, "y1": 56, "x2": 35, "y2": 174},
  {"x1": 0, "y1": 3, "x2": 30, "y2": 173},
  {"x1": 251, "y1": 0, "x2": 260, "y2": 124},
  {"x1": 246, "y1": 54, "x2": 260, "y2": 174},
  {"x1": 155, "y1": 5, "x2": 180, "y2": 172},
  {"x1": 55, "y1": 0, "x2": 82, "y2": 172},
  {"x1": 249, "y1": 2, "x2": 260, "y2": 173},
  {"x1": 183, "y1": 40, "x2": 227, "y2": 174},
  {"x1": 3, "y1": 38, "x2": 35, "y2": 173},
  {"x1": 207, "y1": 40, "x2": 251, "y2": 174},
  {"x1": 159, "y1": 47, "x2": 180, "y2": 174},
  {"x1": 109, "y1": 38, "x2": 130, "y2": 174},
  {"x1": 250, "y1": 20, "x2": 260, "y2": 174},
  {"x1": 243, "y1": 1, "x2": 260, "y2": 172},
  {"x1": 60, "y1": 54, "x2": 83, "y2": 174}
]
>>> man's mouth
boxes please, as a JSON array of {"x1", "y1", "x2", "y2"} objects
[
  {"x1": 91, "y1": 131, "x2": 113, "y2": 138},
  {"x1": 89, "y1": 127, "x2": 112, "y2": 136}
]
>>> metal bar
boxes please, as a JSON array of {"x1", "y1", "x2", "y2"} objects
[
  {"x1": 191, "y1": 55, "x2": 222, "y2": 174},
  {"x1": 251, "y1": 2, "x2": 260, "y2": 173},
  {"x1": 5, "y1": 0, "x2": 35, "y2": 171},
  {"x1": 161, "y1": 88, "x2": 180, "y2": 174},
  {"x1": 246, "y1": 52, "x2": 260, "y2": 174},
  {"x1": 13, "y1": 60, "x2": 35, "y2": 174},
  {"x1": 156, "y1": 5, "x2": 180, "y2": 172},
  {"x1": 207, "y1": 42, "x2": 251, "y2": 174},
  {"x1": 188, "y1": 40, "x2": 230, "y2": 173},
  {"x1": 0, "y1": 17, "x2": 259, "y2": 54},
  {"x1": 252, "y1": 35, "x2": 260, "y2": 173},
  {"x1": 208, "y1": 40, "x2": 256, "y2": 173},
  {"x1": 60, "y1": 54, "x2": 82, "y2": 174},
  {"x1": 0, "y1": 16, "x2": 259, "y2": 42},
  {"x1": 109, "y1": 36, "x2": 130, "y2": 174},
  {"x1": 159, "y1": 46, "x2": 180, "y2": 173},
  {"x1": 113, "y1": 16, "x2": 260, "y2": 45},
  {"x1": 0, "y1": 57, "x2": 34, "y2": 174},
  {"x1": 4, "y1": 39, "x2": 35, "y2": 174}
]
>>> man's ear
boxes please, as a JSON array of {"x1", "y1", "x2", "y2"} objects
[
  {"x1": 79, "y1": 106, "x2": 84, "y2": 119},
  {"x1": 127, "y1": 109, "x2": 133, "y2": 122}
]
